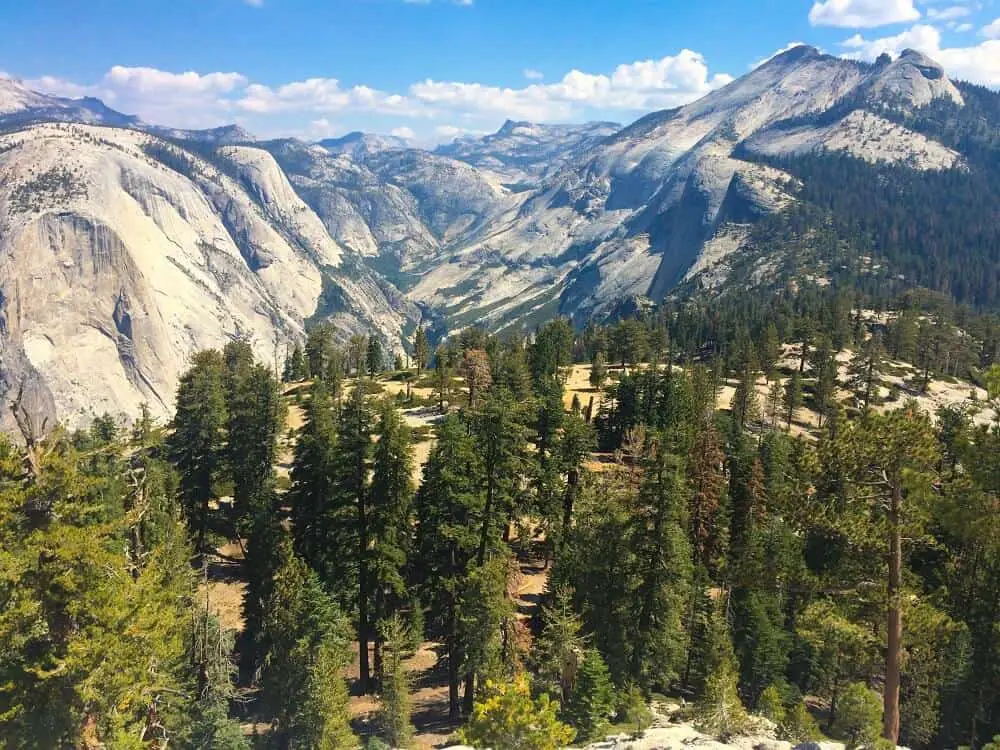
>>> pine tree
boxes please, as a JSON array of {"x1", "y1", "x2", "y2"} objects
[
  {"x1": 413, "y1": 414, "x2": 483, "y2": 717},
  {"x1": 306, "y1": 323, "x2": 336, "y2": 379},
  {"x1": 838, "y1": 407, "x2": 939, "y2": 744},
  {"x1": 695, "y1": 607, "x2": 750, "y2": 740},
  {"x1": 590, "y1": 351, "x2": 609, "y2": 391},
  {"x1": 170, "y1": 349, "x2": 227, "y2": 553},
  {"x1": 629, "y1": 446, "x2": 693, "y2": 689},
  {"x1": 377, "y1": 615, "x2": 414, "y2": 748},
  {"x1": 413, "y1": 326, "x2": 430, "y2": 373},
  {"x1": 459, "y1": 675, "x2": 575, "y2": 750},
  {"x1": 470, "y1": 387, "x2": 530, "y2": 565},
  {"x1": 564, "y1": 649, "x2": 615, "y2": 741},
  {"x1": 846, "y1": 331, "x2": 884, "y2": 415},
  {"x1": 731, "y1": 356, "x2": 761, "y2": 433},
  {"x1": 259, "y1": 540, "x2": 355, "y2": 748},
  {"x1": 783, "y1": 371, "x2": 802, "y2": 431},
  {"x1": 226, "y1": 363, "x2": 284, "y2": 533},
  {"x1": 370, "y1": 399, "x2": 415, "y2": 680},
  {"x1": 433, "y1": 345, "x2": 453, "y2": 413},
  {"x1": 335, "y1": 383, "x2": 374, "y2": 691},
  {"x1": 367, "y1": 335, "x2": 384, "y2": 378},
  {"x1": 289, "y1": 380, "x2": 339, "y2": 577},
  {"x1": 284, "y1": 342, "x2": 308, "y2": 382}
]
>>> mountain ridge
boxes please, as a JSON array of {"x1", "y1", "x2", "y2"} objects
[{"x1": 2, "y1": 45, "x2": 998, "y2": 429}]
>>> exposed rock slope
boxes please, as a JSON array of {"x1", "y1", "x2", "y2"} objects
[{"x1": 0, "y1": 124, "x2": 413, "y2": 431}]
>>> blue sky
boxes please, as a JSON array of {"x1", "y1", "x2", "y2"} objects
[{"x1": 2, "y1": 0, "x2": 999, "y2": 142}]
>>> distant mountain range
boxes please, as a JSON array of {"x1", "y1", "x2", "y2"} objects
[{"x1": 2, "y1": 45, "x2": 998, "y2": 430}]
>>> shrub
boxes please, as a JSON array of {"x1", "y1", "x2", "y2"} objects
[
  {"x1": 833, "y1": 682, "x2": 882, "y2": 750},
  {"x1": 459, "y1": 675, "x2": 576, "y2": 750}
]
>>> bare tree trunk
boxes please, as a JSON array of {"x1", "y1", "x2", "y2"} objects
[{"x1": 884, "y1": 484, "x2": 903, "y2": 744}]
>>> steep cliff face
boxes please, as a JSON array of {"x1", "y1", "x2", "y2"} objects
[{"x1": 0, "y1": 124, "x2": 413, "y2": 431}]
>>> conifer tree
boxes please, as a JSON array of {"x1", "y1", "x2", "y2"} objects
[
  {"x1": 731, "y1": 353, "x2": 761, "y2": 433},
  {"x1": 783, "y1": 371, "x2": 802, "y2": 431},
  {"x1": 564, "y1": 649, "x2": 615, "y2": 741},
  {"x1": 370, "y1": 399, "x2": 415, "y2": 679},
  {"x1": 335, "y1": 383, "x2": 374, "y2": 691},
  {"x1": 305, "y1": 323, "x2": 336, "y2": 379},
  {"x1": 846, "y1": 331, "x2": 884, "y2": 415},
  {"x1": 367, "y1": 335, "x2": 384, "y2": 378},
  {"x1": 413, "y1": 414, "x2": 483, "y2": 717},
  {"x1": 413, "y1": 326, "x2": 430, "y2": 373},
  {"x1": 629, "y1": 445, "x2": 693, "y2": 688},
  {"x1": 589, "y1": 351, "x2": 608, "y2": 390},
  {"x1": 289, "y1": 379, "x2": 339, "y2": 576},
  {"x1": 259, "y1": 539, "x2": 355, "y2": 748},
  {"x1": 226, "y1": 363, "x2": 284, "y2": 532},
  {"x1": 170, "y1": 349, "x2": 227, "y2": 553},
  {"x1": 377, "y1": 615, "x2": 414, "y2": 748}
]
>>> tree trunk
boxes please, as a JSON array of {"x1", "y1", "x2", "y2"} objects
[
  {"x1": 884, "y1": 484, "x2": 903, "y2": 744},
  {"x1": 463, "y1": 672, "x2": 475, "y2": 715},
  {"x1": 358, "y1": 490, "x2": 371, "y2": 693},
  {"x1": 448, "y1": 605, "x2": 461, "y2": 719}
]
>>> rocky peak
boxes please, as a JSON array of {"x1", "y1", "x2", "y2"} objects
[{"x1": 868, "y1": 48, "x2": 963, "y2": 108}]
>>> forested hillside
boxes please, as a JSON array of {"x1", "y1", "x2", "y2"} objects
[{"x1": 3, "y1": 281, "x2": 1000, "y2": 749}]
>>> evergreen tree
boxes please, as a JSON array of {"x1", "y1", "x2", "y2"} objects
[
  {"x1": 289, "y1": 380, "x2": 339, "y2": 577},
  {"x1": 846, "y1": 331, "x2": 884, "y2": 415},
  {"x1": 367, "y1": 335, "x2": 384, "y2": 378},
  {"x1": 335, "y1": 384, "x2": 374, "y2": 692},
  {"x1": 284, "y1": 342, "x2": 308, "y2": 382},
  {"x1": 412, "y1": 414, "x2": 483, "y2": 717},
  {"x1": 590, "y1": 351, "x2": 608, "y2": 390},
  {"x1": 306, "y1": 323, "x2": 336, "y2": 379},
  {"x1": 629, "y1": 446, "x2": 693, "y2": 689},
  {"x1": 731, "y1": 355, "x2": 761, "y2": 433},
  {"x1": 377, "y1": 615, "x2": 414, "y2": 748},
  {"x1": 459, "y1": 675, "x2": 575, "y2": 750},
  {"x1": 170, "y1": 349, "x2": 227, "y2": 553},
  {"x1": 783, "y1": 371, "x2": 803, "y2": 431},
  {"x1": 370, "y1": 399, "x2": 415, "y2": 679},
  {"x1": 413, "y1": 326, "x2": 430, "y2": 373},
  {"x1": 226, "y1": 363, "x2": 284, "y2": 532},
  {"x1": 564, "y1": 649, "x2": 615, "y2": 741},
  {"x1": 259, "y1": 540, "x2": 355, "y2": 748},
  {"x1": 695, "y1": 607, "x2": 750, "y2": 740}
]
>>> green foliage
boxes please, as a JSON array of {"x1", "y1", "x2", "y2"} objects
[
  {"x1": 757, "y1": 685, "x2": 786, "y2": 724},
  {"x1": 564, "y1": 649, "x2": 615, "y2": 741},
  {"x1": 259, "y1": 541, "x2": 355, "y2": 748},
  {"x1": 377, "y1": 615, "x2": 414, "y2": 748},
  {"x1": 833, "y1": 682, "x2": 883, "y2": 750},
  {"x1": 616, "y1": 686, "x2": 654, "y2": 738},
  {"x1": 169, "y1": 348, "x2": 227, "y2": 550},
  {"x1": 695, "y1": 608, "x2": 751, "y2": 739},
  {"x1": 459, "y1": 675, "x2": 576, "y2": 750},
  {"x1": 778, "y1": 700, "x2": 822, "y2": 744}
]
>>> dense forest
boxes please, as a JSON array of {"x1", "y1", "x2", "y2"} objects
[{"x1": 3, "y1": 282, "x2": 1000, "y2": 749}]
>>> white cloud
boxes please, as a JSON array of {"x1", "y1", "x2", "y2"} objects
[
  {"x1": 840, "y1": 23, "x2": 1000, "y2": 85},
  {"x1": 27, "y1": 66, "x2": 247, "y2": 128},
  {"x1": 840, "y1": 24, "x2": 942, "y2": 58},
  {"x1": 523, "y1": 68, "x2": 544, "y2": 81},
  {"x1": 982, "y1": 17, "x2": 1000, "y2": 39},
  {"x1": 926, "y1": 5, "x2": 970, "y2": 22},
  {"x1": 390, "y1": 126, "x2": 416, "y2": 139},
  {"x1": 952, "y1": 22, "x2": 973, "y2": 33},
  {"x1": 809, "y1": 0, "x2": 920, "y2": 28},
  {"x1": 241, "y1": 48, "x2": 731, "y2": 122},
  {"x1": 19, "y1": 49, "x2": 732, "y2": 137}
]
